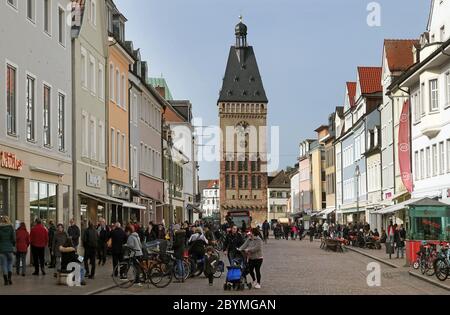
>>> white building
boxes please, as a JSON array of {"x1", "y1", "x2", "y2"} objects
[
  {"x1": 199, "y1": 180, "x2": 219, "y2": 218},
  {"x1": 290, "y1": 169, "x2": 300, "y2": 213},
  {"x1": 0, "y1": 0, "x2": 73, "y2": 228},
  {"x1": 267, "y1": 170, "x2": 291, "y2": 221},
  {"x1": 395, "y1": 0, "x2": 450, "y2": 204}
]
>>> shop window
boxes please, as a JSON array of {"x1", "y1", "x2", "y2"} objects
[{"x1": 30, "y1": 181, "x2": 57, "y2": 225}]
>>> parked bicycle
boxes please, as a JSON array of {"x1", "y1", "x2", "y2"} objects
[{"x1": 434, "y1": 242, "x2": 450, "y2": 282}]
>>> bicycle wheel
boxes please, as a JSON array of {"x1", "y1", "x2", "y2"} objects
[
  {"x1": 213, "y1": 266, "x2": 223, "y2": 279},
  {"x1": 434, "y1": 259, "x2": 449, "y2": 282},
  {"x1": 425, "y1": 259, "x2": 435, "y2": 276},
  {"x1": 174, "y1": 261, "x2": 190, "y2": 281},
  {"x1": 149, "y1": 264, "x2": 173, "y2": 288},
  {"x1": 112, "y1": 262, "x2": 137, "y2": 289}
]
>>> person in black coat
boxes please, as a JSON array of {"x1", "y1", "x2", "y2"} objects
[
  {"x1": 67, "y1": 219, "x2": 80, "y2": 249},
  {"x1": 48, "y1": 221, "x2": 56, "y2": 268},
  {"x1": 82, "y1": 222, "x2": 98, "y2": 279},
  {"x1": 110, "y1": 222, "x2": 127, "y2": 276},
  {"x1": 144, "y1": 222, "x2": 158, "y2": 243},
  {"x1": 172, "y1": 225, "x2": 186, "y2": 282},
  {"x1": 223, "y1": 225, "x2": 244, "y2": 264},
  {"x1": 96, "y1": 218, "x2": 110, "y2": 266}
]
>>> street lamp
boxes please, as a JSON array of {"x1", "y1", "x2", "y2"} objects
[{"x1": 355, "y1": 165, "x2": 360, "y2": 224}]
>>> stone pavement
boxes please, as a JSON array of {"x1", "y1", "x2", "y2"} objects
[
  {"x1": 99, "y1": 239, "x2": 449, "y2": 295},
  {"x1": 1, "y1": 239, "x2": 449, "y2": 295},
  {"x1": 0, "y1": 260, "x2": 116, "y2": 295}
]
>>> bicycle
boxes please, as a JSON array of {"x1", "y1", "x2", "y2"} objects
[
  {"x1": 434, "y1": 242, "x2": 450, "y2": 282},
  {"x1": 419, "y1": 243, "x2": 437, "y2": 277},
  {"x1": 112, "y1": 246, "x2": 146, "y2": 288},
  {"x1": 148, "y1": 249, "x2": 190, "y2": 288}
]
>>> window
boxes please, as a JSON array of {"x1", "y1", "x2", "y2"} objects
[
  {"x1": 116, "y1": 69, "x2": 120, "y2": 105},
  {"x1": 238, "y1": 176, "x2": 243, "y2": 189},
  {"x1": 98, "y1": 63, "x2": 104, "y2": 100},
  {"x1": 110, "y1": 128, "x2": 116, "y2": 166},
  {"x1": 109, "y1": 64, "x2": 114, "y2": 101},
  {"x1": 420, "y1": 150, "x2": 425, "y2": 180},
  {"x1": 88, "y1": 118, "x2": 96, "y2": 160},
  {"x1": 29, "y1": 181, "x2": 57, "y2": 224},
  {"x1": 426, "y1": 147, "x2": 431, "y2": 178},
  {"x1": 446, "y1": 72, "x2": 450, "y2": 106},
  {"x1": 43, "y1": 85, "x2": 51, "y2": 147},
  {"x1": 432, "y1": 144, "x2": 438, "y2": 176},
  {"x1": 44, "y1": 0, "x2": 51, "y2": 34},
  {"x1": 430, "y1": 79, "x2": 439, "y2": 112},
  {"x1": 58, "y1": 7, "x2": 65, "y2": 45},
  {"x1": 26, "y1": 75, "x2": 35, "y2": 141},
  {"x1": 413, "y1": 92, "x2": 421, "y2": 123},
  {"x1": 414, "y1": 151, "x2": 419, "y2": 181},
  {"x1": 244, "y1": 175, "x2": 248, "y2": 189},
  {"x1": 122, "y1": 134, "x2": 126, "y2": 170},
  {"x1": 6, "y1": 64, "x2": 17, "y2": 136},
  {"x1": 27, "y1": 0, "x2": 35, "y2": 22},
  {"x1": 231, "y1": 175, "x2": 235, "y2": 189},
  {"x1": 89, "y1": 57, "x2": 96, "y2": 95},
  {"x1": 257, "y1": 176, "x2": 261, "y2": 189},
  {"x1": 90, "y1": 0, "x2": 97, "y2": 26},
  {"x1": 226, "y1": 175, "x2": 230, "y2": 189},
  {"x1": 58, "y1": 93, "x2": 65, "y2": 151},
  {"x1": 117, "y1": 131, "x2": 121, "y2": 169},
  {"x1": 421, "y1": 83, "x2": 425, "y2": 115},
  {"x1": 121, "y1": 74, "x2": 126, "y2": 109},
  {"x1": 447, "y1": 139, "x2": 450, "y2": 173},
  {"x1": 98, "y1": 121, "x2": 105, "y2": 163},
  {"x1": 81, "y1": 112, "x2": 88, "y2": 157},
  {"x1": 81, "y1": 49, "x2": 87, "y2": 88},
  {"x1": 7, "y1": 0, "x2": 17, "y2": 9},
  {"x1": 439, "y1": 142, "x2": 445, "y2": 175}
]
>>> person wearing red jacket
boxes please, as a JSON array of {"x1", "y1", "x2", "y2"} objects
[
  {"x1": 30, "y1": 218, "x2": 48, "y2": 276},
  {"x1": 15, "y1": 223, "x2": 30, "y2": 276}
]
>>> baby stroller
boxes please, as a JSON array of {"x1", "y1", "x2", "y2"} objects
[{"x1": 223, "y1": 252, "x2": 252, "y2": 291}]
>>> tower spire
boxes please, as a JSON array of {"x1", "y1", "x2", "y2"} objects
[{"x1": 235, "y1": 16, "x2": 248, "y2": 48}]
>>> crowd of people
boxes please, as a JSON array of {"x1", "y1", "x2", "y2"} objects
[{"x1": 0, "y1": 215, "x2": 265, "y2": 289}]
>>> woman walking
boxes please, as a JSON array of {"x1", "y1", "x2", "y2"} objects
[
  {"x1": 0, "y1": 216, "x2": 16, "y2": 285},
  {"x1": 239, "y1": 228, "x2": 263, "y2": 289},
  {"x1": 15, "y1": 222, "x2": 30, "y2": 276}
]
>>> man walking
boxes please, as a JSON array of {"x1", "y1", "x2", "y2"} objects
[
  {"x1": 97, "y1": 218, "x2": 110, "y2": 266},
  {"x1": 110, "y1": 222, "x2": 127, "y2": 277},
  {"x1": 67, "y1": 219, "x2": 80, "y2": 250},
  {"x1": 30, "y1": 219, "x2": 48, "y2": 276},
  {"x1": 82, "y1": 222, "x2": 98, "y2": 279}
]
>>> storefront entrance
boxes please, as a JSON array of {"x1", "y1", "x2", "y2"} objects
[{"x1": 0, "y1": 178, "x2": 9, "y2": 217}]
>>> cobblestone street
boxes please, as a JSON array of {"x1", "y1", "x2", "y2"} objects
[{"x1": 98, "y1": 239, "x2": 449, "y2": 295}]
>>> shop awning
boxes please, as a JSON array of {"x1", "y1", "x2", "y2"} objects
[
  {"x1": 373, "y1": 198, "x2": 419, "y2": 215},
  {"x1": 79, "y1": 191, "x2": 124, "y2": 205},
  {"x1": 122, "y1": 201, "x2": 146, "y2": 210}
]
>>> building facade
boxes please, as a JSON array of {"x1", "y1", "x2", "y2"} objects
[
  {"x1": 0, "y1": 0, "x2": 73, "y2": 228},
  {"x1": 105, "y1": 1, "x2": 137, "y2": 224},
  {"x1": 218, "y1": 19, "x2": 269, "y2": 224},
  {"x1": 267, "y1": 170, "x2": 291, "y2": 221},
  {"x1": 299, "y1": 140, "x2": 314, "y2": 212},
  {"x1": 397, "y1": 0, "x2": 450, "y2": 204},
  {"x1": 199, "y1": 180, "x2": 220, "y2": 219}
]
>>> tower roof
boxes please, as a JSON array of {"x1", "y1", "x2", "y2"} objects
[{"x1": 218, "y1": 19, "x2": 267, "y2": 103}]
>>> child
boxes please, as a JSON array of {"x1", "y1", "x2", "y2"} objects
[{"x1": 204, "y1": 246, "x2": 218, "y2": 286}]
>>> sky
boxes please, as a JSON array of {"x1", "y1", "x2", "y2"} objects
[{"x1": 115, "y1": 0, "x2": 431, "y2": 180}]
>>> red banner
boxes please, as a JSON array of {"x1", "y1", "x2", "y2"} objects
[{"x1": 398, "y1": 100, "x2": 413, "y2": 193}]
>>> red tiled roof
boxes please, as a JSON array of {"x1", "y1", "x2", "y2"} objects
[
  {"x1": 346, "y1": 82, "x2": 356, "y2": 108},
  {"x1": 384, "y1": 39, "x2": 419, "y2": 72},
  {"x1": 207, "y1": 180, "x2": 219, "y2": 189},
  {"x1": 357, "y1": 67, "x2": 382, "y2": 94}
]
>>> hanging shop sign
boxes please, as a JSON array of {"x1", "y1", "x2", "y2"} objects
[{"x1": 0, "y1": 151, "x2": 23, "y2": 171}]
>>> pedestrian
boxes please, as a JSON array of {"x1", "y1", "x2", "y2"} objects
[
  {"x1": 172, "y1": 224, "x2": 186, "y2": 282},
  {"x1": 188, "y1": 227, "x2": 208, "y2": 262},
  {"x1": 67, "y1": 219, "x2": 80, "y2": 250},
  {"x1": 59, "y1": 238, "x2": 86, "y2": 286},
  {"x1": 204, "y1": 246, "x2": 219, "y2": 287},
  {"x1": 309, "y1": 224, "x2": 316, "y2": 242},
  {"x1": 96, "y1": 218, "x2": 110, "y2": 266},
  {"x1": 241, "y1": 220, "x2": 247, "y2": 233},
  {"x1": 110, "y1": 222, "x2": 127, "y2": 277},
  {"x1": 52, "y1": 223, "x2": 69, "y2": 277},
  {"x1": 82, "y1": 222, "x2": 98, "y2": 279},
  {"x1": 15, "y1": 222, "x2": 30, "y2": 277},
  {"x1": 0, "y1": 216, "x2": 16, "y2": 285},
  {"x1": 223, "y1": 225, "x2": 244, "y2": 264},
  {"x1": 157, "y1": 224, "x2": 166, "y2": 240},
  {"x1": 47, "y1": 220, "x2": 56, "y2": 268},
  {"x1": 30, "y1": 218, "x2": 48, "y2": 276},
  {"x1": 238, "y1": 228, "x2": 263, "y2": 289},
  {"x1": 395, "y1": 224, "x2": 406, "y2": 259},
  {"x1": 144, "y1": 222, "x2": 158, "y2": 243},
  {"x1": 322, "y1": 220, "x2": 329, "y2": 237},
  {"x1": 125, "y1": 224, "x2": 143, "y2": 285},
  {"x1": 204, "y1": 225, "x2": 215, "y2": 245},
  {"x1": 291, "y1": 225, "x2": 298, "y2": 240},
  {"x1": 262, "y1": 220, "x2": 270, "y2": 244}
]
